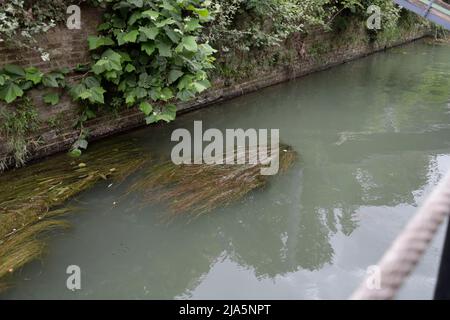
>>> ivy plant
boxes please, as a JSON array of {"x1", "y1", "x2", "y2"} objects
[
  {"x1": 0, "y1": 64, "x2": 66, "y2": 105},
  {"x1": 72, "y1": 0, "x2": 216, "y2": 125},
  {"x1": 0, "y1": 64, "x2": 67, "y2": 167}
]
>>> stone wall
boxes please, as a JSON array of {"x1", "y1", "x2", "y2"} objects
[{"x1": 0, "y1": 7, "x2": 431, "y2": 170}]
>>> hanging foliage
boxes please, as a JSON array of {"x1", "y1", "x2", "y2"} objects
[{"x1": 70, "y1": 0, "x2": 217, "y2": 126}]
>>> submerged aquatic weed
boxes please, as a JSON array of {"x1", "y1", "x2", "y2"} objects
[
  {"x1": 127, "y1": 144, "x2": 297, "y2": 217},
  {"x1": 0, "y1": 139, "x2": 148, "y2": 291},
  {"x1": 0, "y1": 137, "x2": 297, "y2": 292}
]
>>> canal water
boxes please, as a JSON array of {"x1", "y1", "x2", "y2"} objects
[{"x1": 3, "y1": 40, "x2": 450, "y2": 299}]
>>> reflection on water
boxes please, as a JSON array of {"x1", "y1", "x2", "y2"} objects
[{"x1": 3, "y1": 40, "x2": 450, "y2": 299}]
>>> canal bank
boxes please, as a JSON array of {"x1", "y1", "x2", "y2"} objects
[{"x1": 0, "y1": 5, "x2": 431, "y2": 170}]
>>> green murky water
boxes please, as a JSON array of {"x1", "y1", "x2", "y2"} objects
[{"x1": 3, "y1": 40, "x2": 450, "y2": 299}]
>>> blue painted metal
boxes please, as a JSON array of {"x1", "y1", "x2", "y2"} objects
[
  {"x1": 423, "y1": 0, "x2": 436, "y2": 18},
  {"x1": 393, "y1": 0, "x2": 450, "y2": 30}
]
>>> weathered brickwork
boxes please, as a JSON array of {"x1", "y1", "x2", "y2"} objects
[{"x1": 0, "y1": 7, "x2": 430, "y2": 170}]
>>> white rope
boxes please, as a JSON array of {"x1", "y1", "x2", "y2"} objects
[{"x1": 351, "y1": 170, "x2": 450, "y2": 300}]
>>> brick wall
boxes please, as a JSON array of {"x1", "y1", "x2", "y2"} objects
[
  {"x1": 0, "y1": 6, "x2": 102, "y2": 166},
  {"x1": 0, "y1": 8, "x2": 430, "y2": 170},
  {"x1": 0, "y1": 6, "x2": 100, "y2": 71}
]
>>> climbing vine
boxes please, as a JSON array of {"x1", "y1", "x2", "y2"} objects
[
  {"x1": 72, "y1": 0, "x2": 215, "y2": 121},
  {"x1": 62, "y1": 0, "x2": 216, "y2": 155},
  {"x1": 0, "y1": 64, "x2": 67, "y2": 104},
  {"x1": 0, "y1": 64, "x2": 67, "y2": 166}
]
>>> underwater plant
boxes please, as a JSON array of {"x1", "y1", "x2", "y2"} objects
[
  {"x1": 0, "y1": 139, "x2": 147, "y2": 291},
  {"x1": 0, "y1": 137, "x2": 297, "y2": 291},
  {"x1": 127, "y1": 143, "x2": 297, "y2": 217}
]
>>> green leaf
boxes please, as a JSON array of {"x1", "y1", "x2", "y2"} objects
[
  {"x1": 0, "y1": 75, "x2": 6, "y2": 86},
  {"x1": 92, "y1": 49, "x2": 122, "y2": 74},
  {"x1": 138, "y1": 72, "x2": 152, "y2": 89},
  {"x1": 69, "y1": 148, "x2": 82, "y2": 158},
  {"x1": 25, "y1": 67, "x2": 44, "y2": 84},
  {"x1": 158, "y1": 104, "x2": 177, "y2": 122},
  {"x1": 20, "y1": 81, "x2": 33, "y2": 91},
  {"x1": 156, "y1": 18, "x2": 176, "y2": 28},
  {"x1": 156, "y1": 41, "x2": 172, "y2": 57},
  {"x1": 74, "y1": 63, "x2": 90, "y2": 72},
  {"x1": 69, "y1": 83, "x2": 85, "y2": 100},
  {"x1": 119, "y1": 52, "x2": 132, "y2": 63},
  {"x1": 145, "y1": 114, "x2": 158, "y2": 124},
  {"x1": 176, "y1": 89, "x2": 195, "y2": 101},
  {"x1": 89, "y1": 86, "x2": 106, "y2": 104},
  {"x1": 42, "y1": 73, "x2": 62, "y2": 88},
  {"x1": 149, "y1": 87, "x2": 162, "y2": 101},
  {"x1": 116, "y1": 32, "x2": 126, "y2": 46},
  {"x1": 134, "y1": 87, "x2": 148, "y2": 99},
  {"x1": 122, "y1": 30, "x2": 140, "y2": 43},
  {"x1": 177, "y1": 75, "x2": 194, "y2": 90},
  {"x1": 160, "y1": 0, "x2": 175, "y2": 11},
  {"x1": 128, "y1": 0, "x2": 143, "y2": 8},
  {"x1": 139, "y1": 26, "x2": 159, "y2": 40},
  {"x1": 104, "y1": 48, "x2": 123, "y2": 63},
  {"x1": 141, "y1": 42, "x2": 156, "y2": 56},
  {"x1": 43, "y1": 92, "x2": 60, "y2": 105},
  {"x1": 79, "y1": 91, "x2": 92, "y2": 100},
  {"x1": 88, "y1": 36, "x2": 115, "y2": 50},
  {"x1": 104, "y1": 70, "x2": 120, "y2": 81},
  {"x1": 128, "y1": 11, "x2": 142, "y2": 25},
  {"x1": 84, "y1": 76, "x2": 101, "y2": 88},
  {"x1": 164, "y1": 28, "x2": 181, "y2": 43},
  {"x1": 181, "y1": 36, "x2": 198, "y2": 52},
  {"x1": 85, "y1": 109, "x2": 96, "y2": 119},
  {"x1": 125, "y1": 64, "x2": 136, "y2": 72},
  {"x1": 192, "y1": 79, "x2": 210, "y2": 93},
  {"x1": 0, "y1": 82, "x2": 24, "y2": 103},
  {"x1": 199, "y1": 43, "x2": 216, "y2": 56},
  {"x1": 111, "y1": 16, "x2": 126, "y2": 28},
  {"x1": 193, "y1": 7, "x2": 210, "y2": 19},
  {"x1": 125, "y1": 92, "x2": 136, "y2": 105},
  {"x1": 97, "y1": 22, "x2": 111, "y2": 32},
  {"x1": 160, "y1": 87, "x2": 174, "y2": 101},
  {"x1": 168, "y1": 69, "x2": 184, "y2": 84},
  {"x1": 185, "y1": 19, "x2": 201, "y2": 32},
  {"x1": 3, "y1": 64, "x2": 25, "y2": 77},
  {"x1": 139, "y1": 101, "x2": 153, "y2": 116},
  {"x1": 142, "y1": 10, "x2": 159, "y2": 20}
]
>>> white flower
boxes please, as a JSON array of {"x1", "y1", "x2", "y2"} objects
[{"x1": 41, "y1": 52, "x2": 50, "y2": 62}]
